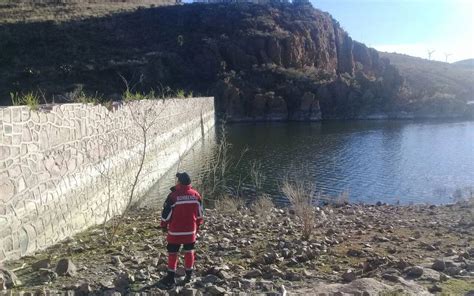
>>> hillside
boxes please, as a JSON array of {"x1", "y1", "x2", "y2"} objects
[
  {"x1": 379, "y1": 52, "x2": 474, "y2": 117},
  {"x1": 0, "y1": 0, "x2": 176, "y2": 24},
  {"x1": 0, "y1": 3, "x2": 472, "y2": 120},
  {"x1": 453, "y1": 58, "x2": 474, "y2": 69}
]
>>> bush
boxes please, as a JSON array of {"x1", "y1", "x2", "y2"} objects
[
  {"x1": 281, "y1": 179, "x2": 317, "y2": 240},
  {"x1": 251, "y1": 194, "x2": 274, "y2": 216},
  {"x1": 215, "y1": 195, "x2": 246, "y2": 213}
]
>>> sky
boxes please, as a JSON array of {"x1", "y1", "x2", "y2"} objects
[{"x1": 313, "y1": 0, "x2": 474, "y2": 62}]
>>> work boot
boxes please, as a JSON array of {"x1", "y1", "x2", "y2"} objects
[
  {"x1": 156, "y1": 271, "x2": 176, "y2": 290},
  {"x1": 178, "y1": 269, "x2": 193, "y2": 286}
]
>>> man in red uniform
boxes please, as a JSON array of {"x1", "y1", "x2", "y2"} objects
[{"x1": 157, "y1": 172, "x2": 203, "y2": 289}]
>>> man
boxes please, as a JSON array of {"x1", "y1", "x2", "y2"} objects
[{"x1": 157, "y1": 172, "x2": 204, "y2": 289}]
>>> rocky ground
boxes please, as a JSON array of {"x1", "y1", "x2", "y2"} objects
[{"x1": 1, "y1": 200, "x2": 474, "y2": 295}]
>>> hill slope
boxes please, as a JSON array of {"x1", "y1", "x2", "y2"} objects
[
  {"x1": 0, "y1": 3, "x2": 472, "y2": 120},
  {"x1": 453, "y1": 58, "x2": 474, "y2": 69},
  {"x1": 379, "y1": 52, "x2": 474, "y2": 117}
]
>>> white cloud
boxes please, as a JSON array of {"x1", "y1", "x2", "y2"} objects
[{"x1": 372, "y1": 42, "x2": 474, "y2": 63}]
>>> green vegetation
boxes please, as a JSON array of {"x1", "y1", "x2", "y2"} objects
[
  {"x1": 380, "y1": 52, "x2": 474, "y2": 104},
  {"x1": 439, "y1": 279, "x2": 474, "y2": 296},
  {"x1": 175, "y1": 89, "x2": 186, "y2": 99},
  {"x1": 10, "y1": 92, "x2": 40, "y2": 110}
]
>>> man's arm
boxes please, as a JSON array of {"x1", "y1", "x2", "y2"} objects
[
  {"x1": 196, "y1": 192, "x2": 204, "y2": 227},
  {"x1": 160, "y1": 194, "x2": 174, "y2": 230}
]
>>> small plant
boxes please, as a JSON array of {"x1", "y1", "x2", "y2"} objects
[
  {"x1": 251, "y1": 194, "x2": 274, "y2": 216},
  {"x1": 123, "y1": 90, "x2": 147, "y2": 101},
  {"x1": 250, "y1": 160, "x2": 265, "y2": 195},
  {"x1": 214, "y1": 195, "x2": 245, "y2": 213},
  {"x1": 333, "y1": 190, "x2": 350, "y2": 207},
  {"x1": 186, "y1": 90, "x2": 194, "y2": 98},
  {"x1": 281, "y1": 178, "x2": 317, "y2": 240},
  {"x1": 175, "y1": 89, "x2": 186, "y2": 99},
  {"x1": 75, "y1": 91, "x2": 102, "y2": 104},
  {"x1": 10, "y1": 92, "x2": 40, "y2": 110}
]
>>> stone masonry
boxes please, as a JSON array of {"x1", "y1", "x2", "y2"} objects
[{"x1": 0, "y1": 97, "x2": 215, "y2": 261}]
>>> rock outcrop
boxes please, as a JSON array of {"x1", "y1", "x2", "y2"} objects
[{"x1": 0, "y1": 3, "x2": 404, "y2": 120}]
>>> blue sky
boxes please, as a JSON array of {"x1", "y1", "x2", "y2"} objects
[{"x1": 313, "y1": 0, "x2": 474, "y2": 62}]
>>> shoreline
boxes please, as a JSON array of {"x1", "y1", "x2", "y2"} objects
[{"x1": 1, "y1": 201, "x2": 473, "y2": 295}]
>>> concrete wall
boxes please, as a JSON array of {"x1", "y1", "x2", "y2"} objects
[{"x1": 0, "y1": 97, "x2": 215, "y2": 261}]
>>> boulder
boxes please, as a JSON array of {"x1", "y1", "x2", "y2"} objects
[
  {"x1": 404, "y1": 266, "x2": 424, "y2": 278},
  {"x1": 206, "y1": 285, "x2": 226, "y2": 295},
  {"x1": 32, "y1": 258, "x2": 51, "y2": 271},
  {"x1": 432, "y1": 259, "x2": 446, "y2": 271},
  {"x1": 55, "y1": 258, "x2": 77, "y2": 276},
  {"x1": 244, "y1": 269, "x2": 262, "y2": 278},
  {"x1": 342, "y1": 270, "x2": 356, "y2": 282}
]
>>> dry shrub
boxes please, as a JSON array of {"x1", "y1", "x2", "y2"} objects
[
  {"x1": 333, "y1": 190, "x2": 350, "y2": 207},
  {"x1": 251, "y1": 194, "x2": 274, "y2": 216},
  {"x1": 214, "y1": 195, "x2": 246, "y2": 214},
  {"x1": 281, "y1": 179, "x2": 317, "y2": 240}
]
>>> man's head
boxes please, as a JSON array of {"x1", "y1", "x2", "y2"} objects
[{"x1": 176, "y1": 172, "x2": 191, "y2": 186}]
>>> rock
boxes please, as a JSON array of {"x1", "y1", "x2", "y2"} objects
[
  {"x1": 347, "y1": 249, "x2": 364, "y2": 257},
  {"x1": 445, "y1": 266, "x2": 462, "y2": 276},
  {"x1": 32, "y1": 258, "x2": 51, "y2": 270},
  {"x1": 78, "y1": 283, "x2": 92, "y2": 294},
  {"x1": 428, "y1": 284, "x2": 442, "y2": 293},
  {"x1": 432, "y1": 259, "x2": 446, "y2": 271},
  {"x1": 113, "y1": 272, "x2": 135, "y2": 289},
  {"x1": 445, "y1": 248, "x2": 457, "y2": 256},
  {"x1": 206, "y1": 285, "x2": 226, "y2": 295},
  {"x1": 39, "y1": 269, "x2": 58, "y2": 283},
  {"x1": 244, "y1": 269, "x2": 262, "y2": 278},
  {"x1": 217, "y1": 270, "x2": 232, "y2": 280},
  {"x1": 0, "y1": 269, "x2": 21, "y2": 288},
  {"x1": 55, "y1": 258, "x2": 77, "y2": 276},
  {"x1": 404, "y1": 266, "x2": 424, "y2": 278},
  {"x1": 201, "y1": 274, "x2": 220, "y2": 284},
  {"x1": 181, "y1": 287, "x2": 198, "y2": 296},
  {"x1": 382, "y1": 273, "x2": 401, "y2": 282},
  {"x1": 285, "y1": 271, "x2": 302, "y2": 281},
  {"x1": 342, "y1": 270, "x2": 356, "y2": 282},
  {"x1": 239, "y1": 278, "x2": 256, "y2": 290},
  {"x1": 111, "y1": 256, "x2": 126, "y2": 269},
  {"x1": 420, "y1": 268, "x2": 441, "y2": 282}
]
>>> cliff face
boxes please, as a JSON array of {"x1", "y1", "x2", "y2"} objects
[{"x1": 0, "y1": 3, "x2": 405, "y2": 119}]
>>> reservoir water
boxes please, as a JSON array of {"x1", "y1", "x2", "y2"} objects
[{"x1": 140, "y1": 120, "x2": 474, "y2": 207}]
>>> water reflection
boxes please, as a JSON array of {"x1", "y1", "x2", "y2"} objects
[{"x1": 140, "y1": 120, "x2": 474, "y2": 208}]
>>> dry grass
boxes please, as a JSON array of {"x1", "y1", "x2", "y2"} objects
[
  {"x1": 281, "y1": 178, "x2": 317, "y2": 240},
  {"x1": 0, "y1": 1, "x2": 174, "y2": 24},
  {"x1": 214, "y1": 195, "x2": 246, "y2": 214},
  {"x1": 251, "y1": 194, "x2": 274, "y2": 216}
]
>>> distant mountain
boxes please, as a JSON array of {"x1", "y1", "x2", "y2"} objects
[{"x1": 452, "y1": 58, "x2": 474, "y2": 69}]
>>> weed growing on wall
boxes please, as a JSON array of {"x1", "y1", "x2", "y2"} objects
[{"x1": 10, "y1": 92, "x2": 40, "y2": 110}]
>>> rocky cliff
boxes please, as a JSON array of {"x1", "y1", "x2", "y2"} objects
[{"x1": 2, "y1": 3, "x2": 469, "y2": 120}]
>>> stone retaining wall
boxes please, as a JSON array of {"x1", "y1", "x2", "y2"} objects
[{"x1": 0, "y1": 97, "x2": 215, "y2": 261}]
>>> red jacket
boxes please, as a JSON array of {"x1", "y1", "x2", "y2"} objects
[{"x1": 160, "y1": 184, "x2": 203, "y2": 244}]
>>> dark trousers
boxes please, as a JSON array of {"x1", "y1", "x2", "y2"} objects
[{"x1": 167, "y1": 243, "x2": 195, "y2": 253}]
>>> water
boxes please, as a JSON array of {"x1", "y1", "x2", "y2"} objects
[{"x1": 140, "y1": 120, "x2": 474, "y2": 207}]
